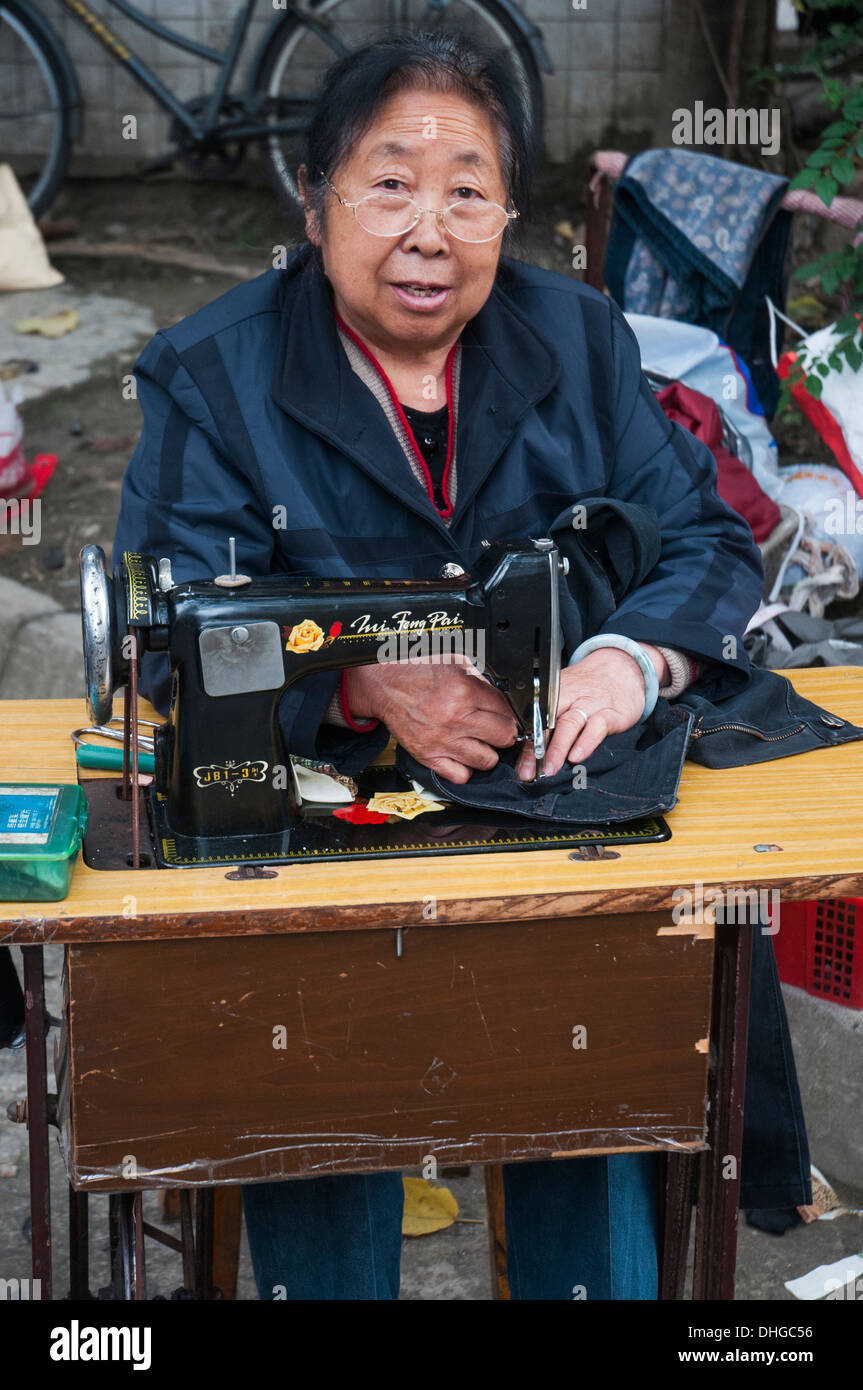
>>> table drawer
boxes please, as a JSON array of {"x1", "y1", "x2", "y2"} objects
[{"x1": 57, "y1": 913, "x2": 713, "y2": 1190}]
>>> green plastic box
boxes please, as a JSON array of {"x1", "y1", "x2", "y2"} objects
[{"x1": 0, "y1": 784, "x2": 88, "y2": 901}]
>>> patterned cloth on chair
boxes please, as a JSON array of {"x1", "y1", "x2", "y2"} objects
[{"x1": 605, "y1": 148, "x2": 791, "y2": 413}]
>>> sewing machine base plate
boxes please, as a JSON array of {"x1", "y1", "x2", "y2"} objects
[{"x1": 79, "y1": 774, "x2": 670, "y2": 870}]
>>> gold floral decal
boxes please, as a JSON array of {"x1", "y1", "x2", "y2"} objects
[
  {"x1": 283, "y1": 619, "x2": 341, "y2": 653},
  {"x1": 365, "y1": 790, "x2": 448, "y2": 820}
]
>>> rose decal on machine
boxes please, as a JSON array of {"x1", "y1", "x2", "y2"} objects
[{"x1": 283, "y1": 619, "x2": 341, "y2": 653}]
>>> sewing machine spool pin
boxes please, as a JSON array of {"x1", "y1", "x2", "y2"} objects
[{"x1": 214, "y1": 535, "x2": 251, "y2": 589}]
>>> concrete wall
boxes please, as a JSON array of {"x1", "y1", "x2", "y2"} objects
[
  {"x1": 783, "y1": 985, "x2": 863, "y2": 1193},
  {"x1": 518, "y1": 0, "x2": 666, "y2": 158}
]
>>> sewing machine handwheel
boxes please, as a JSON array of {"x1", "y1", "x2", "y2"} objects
[{"x1": 79, "y1": 545, "x2": 116, "y2": 727}]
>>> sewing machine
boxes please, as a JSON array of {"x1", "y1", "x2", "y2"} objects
[{"x1": 78, "y1": 538, "x2": 576, "y2": 868}]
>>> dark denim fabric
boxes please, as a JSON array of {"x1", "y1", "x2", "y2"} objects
[
  {"x1": 397, "y1": 662, "x2": 863, "y2": 821},
  {"x1": 397, "y1": 701, "x2": 694, "y2": 823},
  {"x1": 742, "y1": 927, "x2": 811, "y2": 1210},
  {"x1": 678, "y1": 664, "x2": 863, "y2": 765}
]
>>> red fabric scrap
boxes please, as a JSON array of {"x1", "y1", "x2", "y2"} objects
[
  {"x1": 656, "y1": 381, "x2": 781, "y2": 544},
  {"x1": 332, "y1": 801, "x2": 390, "y2": 824}
]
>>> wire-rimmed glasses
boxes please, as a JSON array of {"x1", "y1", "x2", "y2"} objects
[{"x1": 320, "y1": 171, "x2": 518, "y2": 243}]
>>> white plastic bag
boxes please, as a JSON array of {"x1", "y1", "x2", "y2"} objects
[
  {"x1": 625, "y1": 312, "x2": 781, "y2": 497},
  {"x1": 768, "y1": 298, "x2": 863, "y2": 495},
  {"x1": 775, "y1": 460, "x2": 863, "y2": 581}
]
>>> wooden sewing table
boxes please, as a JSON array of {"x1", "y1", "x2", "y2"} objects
[{"x1": 4, "y1": 667, "x2": 863, "y2": 1301}]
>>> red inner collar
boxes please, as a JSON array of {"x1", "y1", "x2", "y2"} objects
[{"x1": 334, "y1": 311, "x2": 457, "y2": 519}]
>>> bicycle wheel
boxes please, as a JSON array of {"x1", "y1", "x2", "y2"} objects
[
  {"x1": 0, "y1": 0, "x2": 75, "y2": 218},
  {"x1": 254, "y1": 0, "x2": 544, "y2": 213}
]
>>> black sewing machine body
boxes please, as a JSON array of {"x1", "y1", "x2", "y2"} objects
[{"x1": 80, "y1": 540, "x2": 569, "y2": 865}]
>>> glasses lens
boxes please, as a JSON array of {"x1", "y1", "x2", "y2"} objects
[
  {"x1": 444, "y1": 201, "x2": 510, "y2": 242},
  {"x1": 355, "y1": 194, "x2": 417, "y2": 236}
]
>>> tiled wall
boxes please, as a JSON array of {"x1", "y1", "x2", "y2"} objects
[
  {"x1": 524, "y1": 0, "x2": 665, "y2": 158},
  {"x1": 22, "y1": 0, "x2": 668, "y2": 167}
]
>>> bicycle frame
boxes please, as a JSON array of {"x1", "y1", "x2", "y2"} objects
[{"x1": 55, "y1": 0, "x2": 338, "y2": 141}]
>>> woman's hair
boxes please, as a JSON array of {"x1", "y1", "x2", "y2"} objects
[{"x1": 301, "y1": 29, "x2": 535, "y2": 236}]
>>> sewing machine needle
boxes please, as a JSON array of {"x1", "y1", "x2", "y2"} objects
[{"x1": 532, "y1": 676, "x2": 547, "y2": 780}]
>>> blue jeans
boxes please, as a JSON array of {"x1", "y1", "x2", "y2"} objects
[{"x1": 241, "y1": 1152, "x2": 661, "y2": 1300}]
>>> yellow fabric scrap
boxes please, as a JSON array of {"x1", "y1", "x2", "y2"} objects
[{"x1": 366, "y1": 790, "x2": 448, "y2": 820}]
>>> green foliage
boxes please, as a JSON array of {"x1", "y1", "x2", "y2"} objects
[{"x1": 770, "y1": 2, "x2": 863, "y2": 415}]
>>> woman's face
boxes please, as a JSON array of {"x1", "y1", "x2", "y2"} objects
[{"x1": 305, "y1": 86, "x2": 509, "y2": 357}]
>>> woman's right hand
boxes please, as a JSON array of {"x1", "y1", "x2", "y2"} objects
[{"x1": 344, "y1": 659, "x2": 519, "y2": 784}]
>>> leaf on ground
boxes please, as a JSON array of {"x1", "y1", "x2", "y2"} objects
[
  {"x1": 402, "y1": 1177, "x2": 458, "y2": 1237},
  {"x1": 14, "y1": 308, "x2": 79, "y2": 338}
]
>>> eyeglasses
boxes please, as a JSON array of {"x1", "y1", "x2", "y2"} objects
[{"x1": 320, "y1": 171, "x2": 518, "y2": 244}]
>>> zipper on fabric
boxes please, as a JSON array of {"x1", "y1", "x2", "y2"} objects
[{"x1": 688, "y1": 715, "x2": 806, "y2": 743}]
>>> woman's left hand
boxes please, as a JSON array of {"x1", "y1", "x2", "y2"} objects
[{"x1": 515, "y1": 644, "x2": 669, "y2": 781}]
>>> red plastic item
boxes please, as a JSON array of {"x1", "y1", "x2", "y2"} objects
[
  {"x1": 771, "y1": 900, "x2": 808, "y2": 989},
  {"x1": 28, "y1": 453, "x2": 56, "y2": 501},
  {"x1": 0, "y1": 451, "x2": 55, "y2": 508},
  {"x1": 771, "y1": 898, "x2": 863, "y2": 1009}
]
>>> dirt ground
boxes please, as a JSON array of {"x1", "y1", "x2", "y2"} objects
[{"x1": 2, "y1": 164, "x2": 849, "y2": 609}]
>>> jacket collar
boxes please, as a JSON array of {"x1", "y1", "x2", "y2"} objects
[{"x1": 271, "y1": 247, "x2": 561, "y2": 538}]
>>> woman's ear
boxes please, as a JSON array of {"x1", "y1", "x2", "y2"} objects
[{"x1": 297, "y1": 164, "x2": 321, "y2": 245}]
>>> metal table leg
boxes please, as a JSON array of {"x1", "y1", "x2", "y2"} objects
[
  {"x1": 68, "y1": 1185, "x2": 91, "y2": 1299},
  {"x1": 660, "y1": 1152, "x2": 698, "y2": 1299},
  {"x1": 693, "y1": 920, "x2": 754, "y2": 1299},
  {"x1": 195, "y1": 1189, "x2": 216, "y2": 1299},
  {"x1": 117, "y1": 1192, "x2": 147, "y2": 1300}
]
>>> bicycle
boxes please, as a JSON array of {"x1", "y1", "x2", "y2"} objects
[{"x1": 1, "y1": 0, "x2": 550, "y2": 219}]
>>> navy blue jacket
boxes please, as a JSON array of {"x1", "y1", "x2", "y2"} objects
[
  {"x1": 114, "y1": 245, "x2": 766, "y2": 764},
  {"x1": 114, "y1": 245, "x2": 823, "y2": 1210}
]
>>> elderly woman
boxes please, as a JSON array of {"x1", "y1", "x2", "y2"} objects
[{"x1": 113, "y1": 32, "x2": 821, "y2": 1300}]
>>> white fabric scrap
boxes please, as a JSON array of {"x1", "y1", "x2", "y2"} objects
[{"x1": 785, "y1": 1253, "x2": 863, "y2": 1300}]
